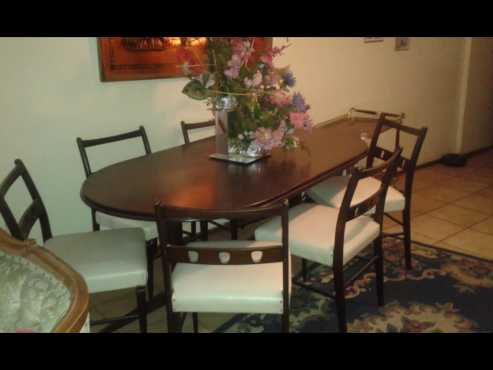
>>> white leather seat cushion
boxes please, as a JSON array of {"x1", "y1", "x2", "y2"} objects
[
  {"x1": 307, "y1": 176, "x2": 405, "y2": 213},
  {"x1": 44, "y1": 228, "x2": 147, "y2": 294},
  {"x1": 95, "y1": 212, "x2": 158, "y2": 240},
  {"x1": 95, "y1": 212, "x2": 225, "y2": 240},
  {"x1": 255, "y1": 203, "x2": 380, "y2": 267},
  {"x1": 171, "y1": 241, "x2": 290, "y2": 314}
]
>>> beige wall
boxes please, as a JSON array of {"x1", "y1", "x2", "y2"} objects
[
  {"x1": 456, "y1": 37, "x2": 493, "y2": 153},
  {"x1": 0, "y1": 37, "x2": 487, "y2": 241}
]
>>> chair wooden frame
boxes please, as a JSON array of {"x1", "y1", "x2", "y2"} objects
[
  {"x1": 295, "y1": 147, "x2": 402, "y2": 332},
  {"x1": 0, "y1": 159, "x2": 147, "y2": 333},
  {"x1": 0, "y1": 229, "x2": 90, "y2": 333},
  {"x1": 155, "y1": 201, "x2": 291, "y2": 333},
  {"x1": 360, "y1": 111, "x2": 428, "y2": 269},
  {"x1": 76, "y1": 126, "x2": 160, "y2": 299}
]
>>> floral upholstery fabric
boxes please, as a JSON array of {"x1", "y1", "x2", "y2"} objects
[{"x1": 0, "y1": 250, "x2": 71, "y2": 333}]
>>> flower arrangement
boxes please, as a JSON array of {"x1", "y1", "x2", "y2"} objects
[{"x1": 179, "y1": 37, "x2": 313, "y2": 153}]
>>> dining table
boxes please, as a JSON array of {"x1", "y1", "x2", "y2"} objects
[{"x1": 80, "y1": 114, "x2": 379, "y2": 332}]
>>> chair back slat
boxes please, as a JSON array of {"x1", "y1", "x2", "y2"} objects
[
  {"x1": 166, "y1": 244, "x2": 283, "y2": 265},
  {"x1": 343, "y1": 147, "x2": 403, "y2": 223},
  {"x1": 0, "y1": 160, "x2": 52, "y2": 242},
  {"x1": 180, "y1": 119, "x2": 215, "y2": 145},
  {"x1": 76, "y1": 126, "x2": 151, "y2": 177},
  {"x1": 367, "y1": 115, "x2": 428, "y2": 196}
]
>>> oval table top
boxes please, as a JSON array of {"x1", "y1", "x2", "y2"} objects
[{"x1": 80, "y1": 117, "x2": 378, "y2": 221}]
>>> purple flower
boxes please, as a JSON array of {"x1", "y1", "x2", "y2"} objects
[
  {"x1": 292, "y1": 92, "x2": 310, "y2": 112},
  {"x1": 282, "y1": 70, "x2": 296, "y2": 87}
]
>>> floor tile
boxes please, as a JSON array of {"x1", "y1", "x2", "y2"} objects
[
  {"x1": 476, "y1": 186, "x2": 493, "y2": 199},
  {"x1": 406, "y1": 214, "x2": 464, "y2": 241},
  {"x1": 415, "y1": 186, "x2": 470, "y2": 203},
  {"x1": 410, "y1": 193, "x2": 448, "y2": 216},
  {"x1": 385, "y1": 224, "x2": 444, "y2": 245},
  {"x1": 428, "y1": 205, "x2": 490, "y2": 228},
  {"x1": 444, "y1": 177, "x2": 490, "y2": 194},
  {"x1": 438, "y1": 229, "x2": 493, "y2": 261},
  {"x1": 470, "y1": 217, "x2": 493, "y2": 235},
  {"x1": 453, "y1": 194, "x2": 493, "y2": 215}
]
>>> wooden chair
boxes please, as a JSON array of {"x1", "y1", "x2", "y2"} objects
[
  {"x1": 0, "y1": 229, "x2": 90, "y2": 333},
  {"x1": 180, "y1": 119, "x2": 215, "y2": 145},
  {"x1": 155, "y1": 201, "x2": 291, "y2": 333},
  {"x1": 256, "y1": 147, "x2": 402, "y2": 332},
  {"x1": 307, "y1": 110, "x2": 427, "y2": 270},
  {"x1": 77, "y1": 126, "x2": 164, "y2": 299},
  {"x1": 180, "y1": 119, "x2": 240, "y2": 240},
  {"x1": 0, "y1": 159, "x2": 148, "y2": 332}
]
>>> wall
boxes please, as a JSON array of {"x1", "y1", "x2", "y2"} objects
[
  {"x1": 0, "y1": 37, "x2": 475, "y2": 241},
  {"x1": 455, "y1": 37, "x2": 493, "y2": 154}
]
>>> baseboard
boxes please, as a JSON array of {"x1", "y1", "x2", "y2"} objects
[{"x1": 415, "y1": 144, "x2": 493, "y2": 170}]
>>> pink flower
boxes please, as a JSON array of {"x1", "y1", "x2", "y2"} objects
[
  {"x1": 244, "y1": 70, "x2": 262, "y2": 88},
  {"x1": 254, "y1": 126, "x2": 285, "y2": 151},
  {"x1": 224, "y1": 54, "x2": 242, "y2": 79},
  {"x1": 270, "y1": 90, "x2": 291, "y2": 106},
  {"x1": 290, "y1": 112, "x2": 313, "y2": 131},
  {"x1": 289, "y1": 112, "x2": 305, "y2": 129}
]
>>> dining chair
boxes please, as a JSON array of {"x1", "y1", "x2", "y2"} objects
[
  {"x1": 155, "y1": 201, "x2": 291, "y2": 333},
  {"x1": 255, "y1": 147, "x2": 402, "y2": 332},
  {"x1": 180, "y1": 119, "x2": 240, "y2": 240},
  {"x1": 77, "y1": 126, "x2": 163, "y2": 298},
  {"x1": 307, "y1": 111, "x2": 427, "y2": 270},
  {"x1": 0, "y1": 159, "x2": 148, "y2": 332}
]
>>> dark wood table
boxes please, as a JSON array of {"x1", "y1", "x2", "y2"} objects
[
  {"x1": 80, "y1": 116, "x2": 378, "y2": 332},
  {"x1": 81, "y1": 117, "x2": 376, "y2": 220}
]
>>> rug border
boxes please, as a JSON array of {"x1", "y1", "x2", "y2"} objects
[{"x1": 214, "y1": 242, "x2": 493, "y2": 333}]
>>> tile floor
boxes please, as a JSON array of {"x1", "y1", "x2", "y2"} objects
[{"x1": 90, "y1": 148, "x2": 493, "y2": 333}]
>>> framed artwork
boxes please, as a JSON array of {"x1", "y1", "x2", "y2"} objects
[
  {"x1": 395, "y1": 37, "x2": 410, "y2": 51},
  {"x1": 97, "y1": 37, "x2": 273, "y2": 82}
]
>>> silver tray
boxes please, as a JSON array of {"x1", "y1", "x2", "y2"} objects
[{"x1": 209, "y1": 153, "x2": 269, "y2": 165}]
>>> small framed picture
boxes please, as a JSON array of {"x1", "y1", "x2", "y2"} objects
[
  {"x1": 395, "y1": 37, "x2": 410, "y2": 51},
  {"x1": 364, "y1": 37, "x2": 384, "y2": 43}
]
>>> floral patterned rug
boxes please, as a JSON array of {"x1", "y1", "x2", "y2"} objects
[{"x1": 215, "y1": 239, "x2": 493, "y2": 333}]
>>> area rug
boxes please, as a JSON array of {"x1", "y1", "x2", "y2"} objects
[{"x1": 215, "y1": 239, "x2": 493, "y2": 333}]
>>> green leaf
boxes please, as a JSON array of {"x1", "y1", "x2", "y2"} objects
[{"x1": 182, "y1": 79, "x2": 207, "y2": 100}]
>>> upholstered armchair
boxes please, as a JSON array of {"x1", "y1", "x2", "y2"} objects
[{"x1": 0, "y1": 229, "x2": 90, "y2": 333}]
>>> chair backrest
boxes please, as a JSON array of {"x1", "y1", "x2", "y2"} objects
[
  {"x1": 180, "y1": 119, "x2": 215, "y2": 145},
  {"x1": 334, "y1": 147, "x2": 402, "y2": 266},
  {"x1": 76, "y1": 126, "x2": 151, "y2": 178},
  {"x1": 366, "y1": 115, "x2": 428, "y2": 205},
  {"x1": 0, "y1": 159, "x2": 52, "y2": 243},
  {"x1": 154, "y1": 201, "x2": 290, "y2": 314},
  {"x1": 0, "y1": 229, "x2": 89, "y2": 332}
]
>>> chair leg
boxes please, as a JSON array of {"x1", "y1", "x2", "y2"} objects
[
  {"x1": 146, "y1": 239, "x2": 156, "y2": 300},
  {"x1": 200, "y1": 221, "x2": 208, "y2": 241},
  {"x1": 301, "y1": 258, "x2": 308, "y2": 282},
  {"x1": 192, "y1": 313, "x2": 199, "y2": 333},
  {"x1": 136, "y1": 286, "x2": 147, "y2": 333},
  {"x1": 374, "y1": 238, "x2": 385, "y2": 306},
  {"x1": 282, "y1": 310, "x2": 290, "y2": 333},
  {"x1": 230, "y1": 220, "x2": 238, "y2": 240},
  {"x1": 191, "y1": 221, "x2": 197, "y2": 239},
  {"x1": 402, "y1": 209, "x2": 412, "y2": 270},
  {"x1": 333, "y1": 266, "x2": 347, "y2": 333}
]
